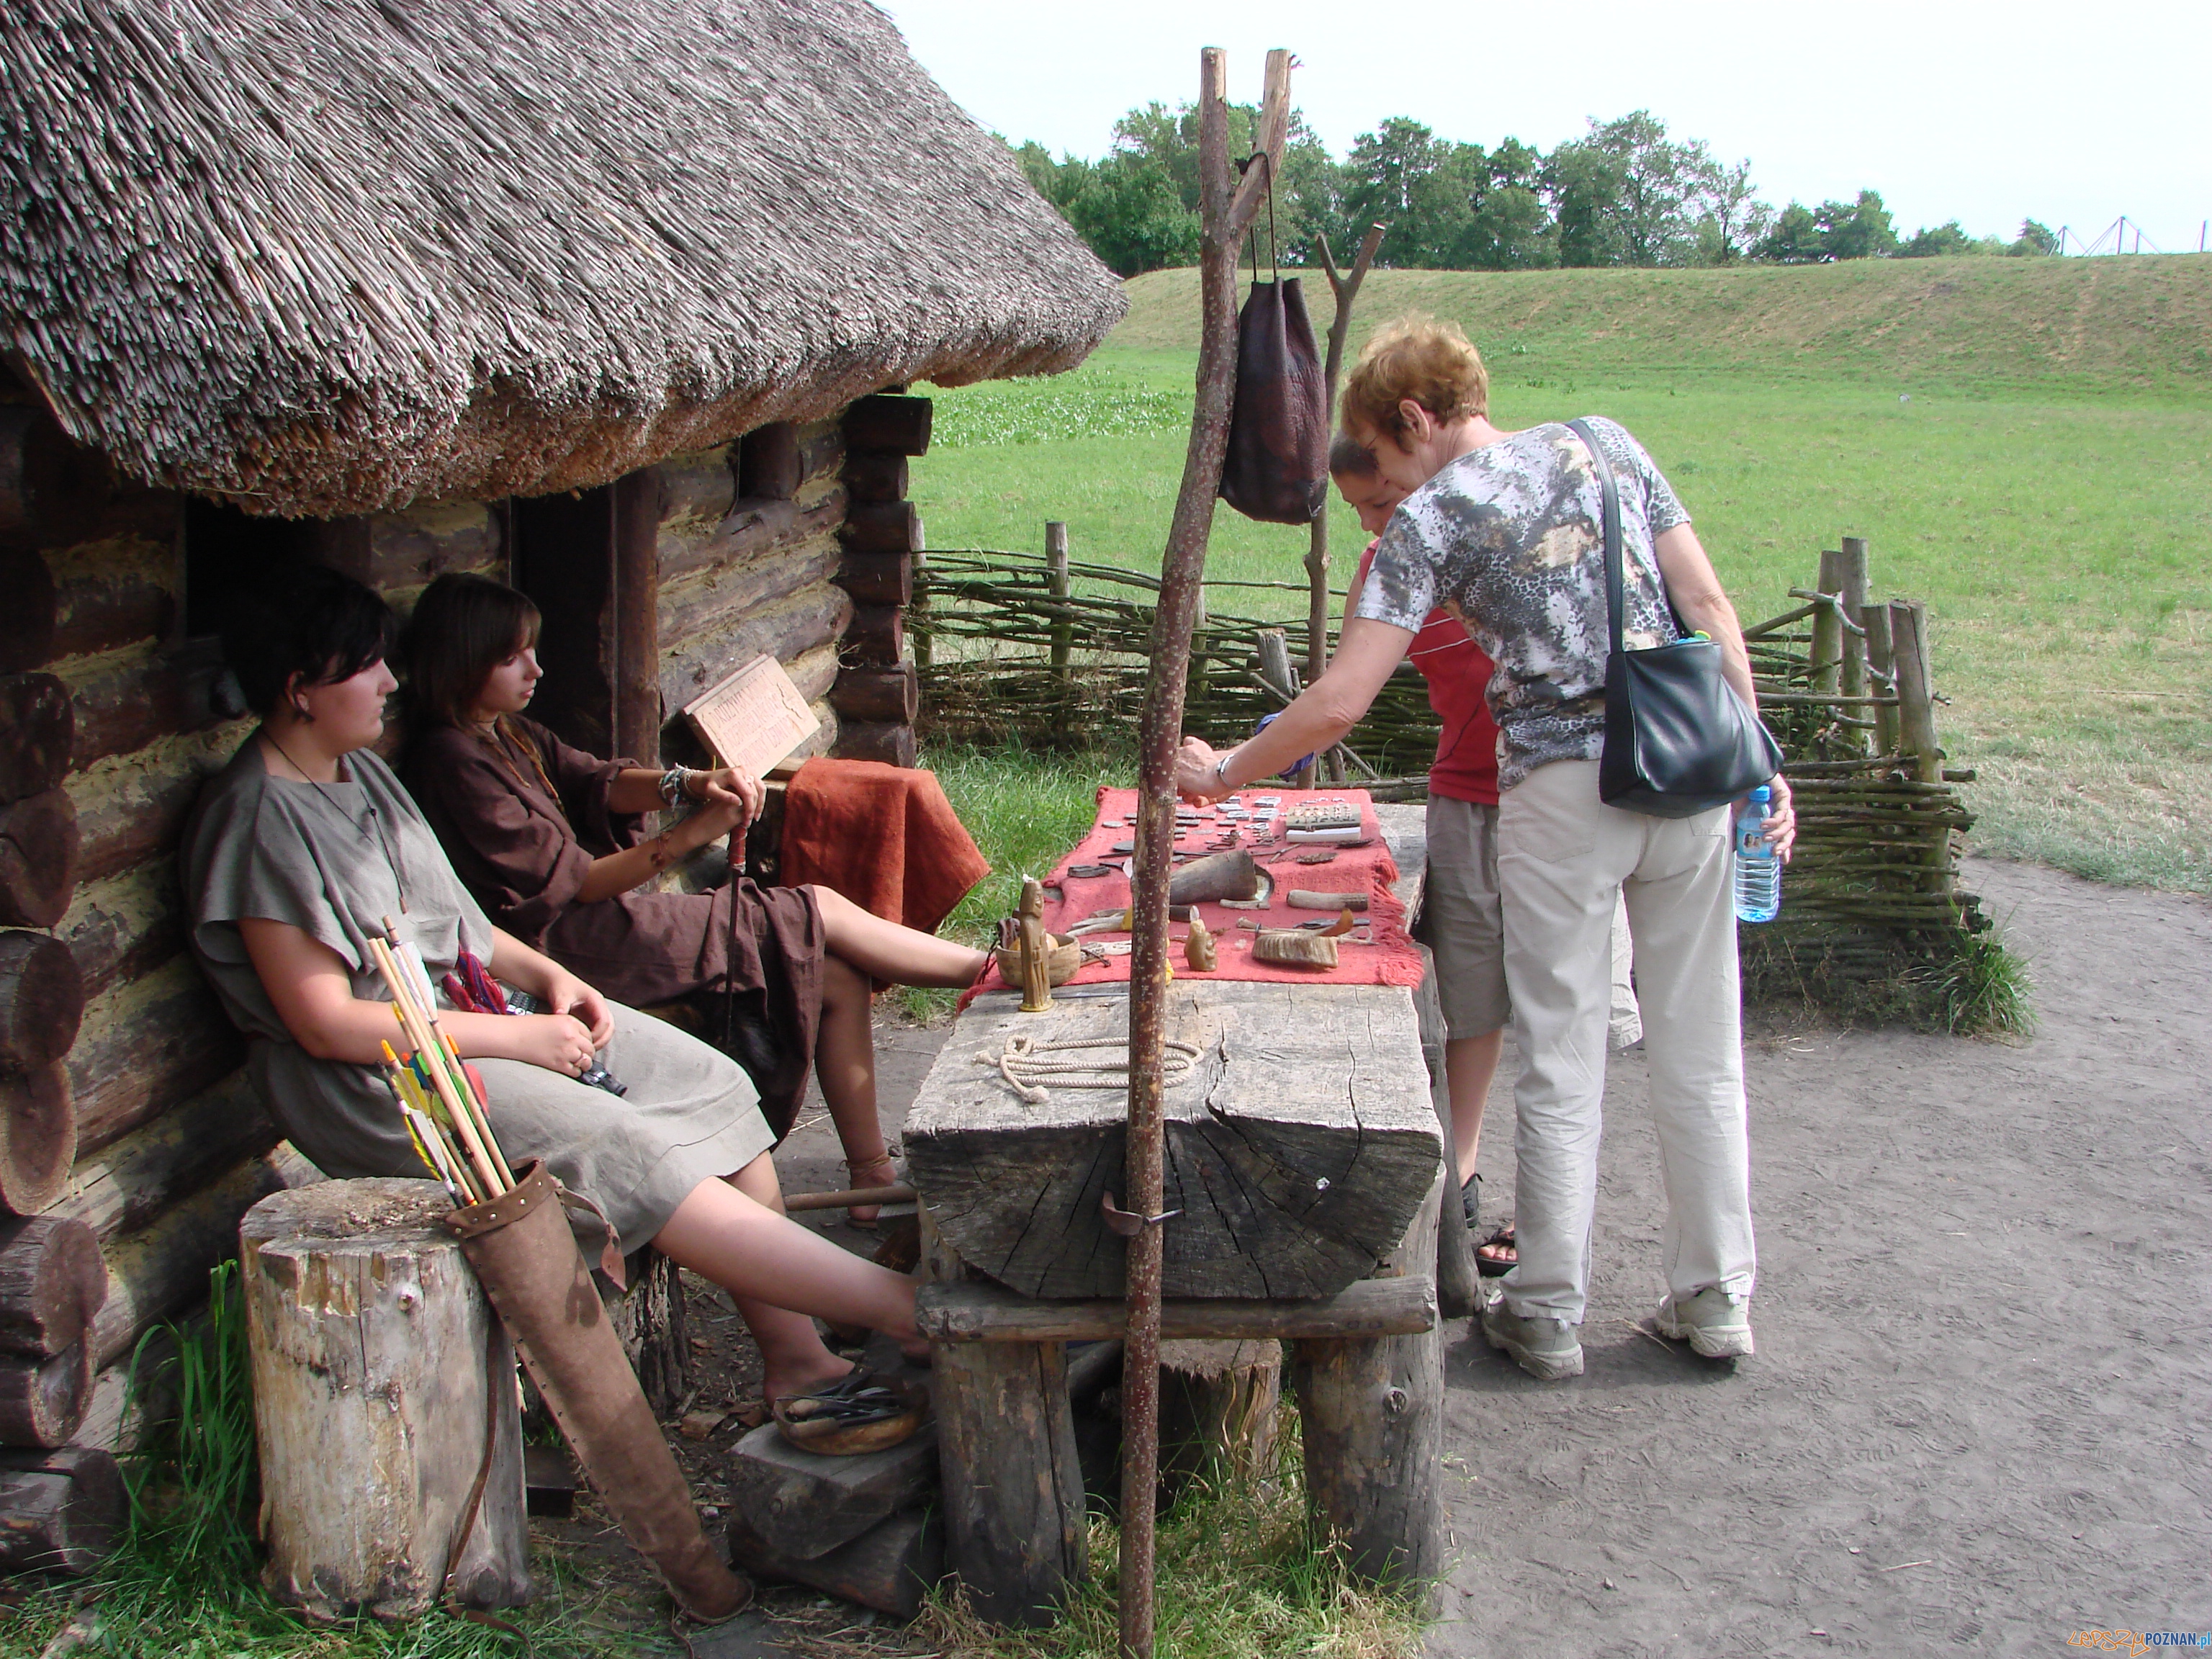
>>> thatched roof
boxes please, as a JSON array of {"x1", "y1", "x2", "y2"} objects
[{"x1": 0, "y1": 0, "x2": 1126, "y2": 516}]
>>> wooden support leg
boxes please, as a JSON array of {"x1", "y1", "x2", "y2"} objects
[
  {"x1": 1156, "y1": 1339, "x2": 1280, "y2": 1501},
  {"x1": 1411, "y1": 942, "x2": 1480, "y2": 1320},
  {"x1": 1288, "y1": 1172, "x2": 1444, "y2": 1589},
  {"x1": 932, "y1": 1339, "x2": 1087, "y2": 1626}
]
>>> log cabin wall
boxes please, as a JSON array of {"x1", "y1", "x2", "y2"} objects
[{"x1": 830, "y1": 394, "x2": 932, "y2": 769}]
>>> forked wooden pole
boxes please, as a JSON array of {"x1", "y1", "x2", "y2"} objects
[
  {"x1": 1121, "y1": 43, "x2": 1292, "y2": 1659},
  {"x1": 1303, "y1": 222, "x2": 1385, "y2": 689}
]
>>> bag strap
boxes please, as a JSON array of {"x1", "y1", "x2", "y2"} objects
[{"x1": 1567, "y1": 419, "x2": 1624, "y2": 657}]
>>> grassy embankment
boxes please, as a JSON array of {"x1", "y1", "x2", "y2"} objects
[{"x1": 918, "y1": 254, "x2": 2212, "y2": 896}]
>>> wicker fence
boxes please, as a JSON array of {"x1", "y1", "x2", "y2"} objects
[{"x1": 909, "y1": 539, "x2": 2008, "y2": 1025}]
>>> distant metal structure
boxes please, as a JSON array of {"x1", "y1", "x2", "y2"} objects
[{"x1": 2059, "y1": 216, "x2": 2173, "y2": 256}]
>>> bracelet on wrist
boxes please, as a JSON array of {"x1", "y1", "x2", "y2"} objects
[
  {"x1": 1213, "y1": 753, "x2": 1236, "y2": 793},
  {"x1": 657, "y1": 765, "x2": 694, "y2": 811}
]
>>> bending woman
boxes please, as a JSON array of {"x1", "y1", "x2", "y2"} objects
[
  {"x1": 400, "y1": 573, "x2": 985, "y2": 1220},
  {"x1": 182, "y1": 562, "x2": 910, "y2": 1401}
]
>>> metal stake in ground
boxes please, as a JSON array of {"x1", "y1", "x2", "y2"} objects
[{"x1": 1122, "y1": 43, "x2": 1292, "y2": 1659}]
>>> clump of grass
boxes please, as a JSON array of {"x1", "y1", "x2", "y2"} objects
[
  {"x1": 896, "y1": 739, "x2": 1135, "y2": 1023},
  {"x1": 1920, "y1": 924, "x2": 2036, "y2": 1038},
  {"x1": 782, "y1": 1420, "x2": 1425, "y2": 1659},
  {"x1": 2, "y1": 1263, "x2": 655, "y2": 1659}
]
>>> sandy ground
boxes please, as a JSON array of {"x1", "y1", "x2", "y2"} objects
[
  {"x1": 675, "y1": 853, "x2": 2209, "y2": 1656},
  {"x1": 1429, "y1": 855, "x2": 2212, "y2": 1657}
]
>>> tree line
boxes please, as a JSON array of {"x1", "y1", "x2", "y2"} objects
[{"x1": 1009, "y1": 107, "x2": 2060, "y2": 278}]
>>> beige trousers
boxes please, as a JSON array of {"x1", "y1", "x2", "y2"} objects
[{"x1": 1496, "y1": 760, "x2": 1755, "y2": 1324}]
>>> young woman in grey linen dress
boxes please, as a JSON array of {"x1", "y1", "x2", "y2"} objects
[{"x1": 182, "y1": 563, "x2": 913, "y2": 1401}]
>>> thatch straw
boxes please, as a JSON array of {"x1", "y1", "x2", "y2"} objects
[{"x1": 0, "y1": 0, "x2": 1127, "y2": 516}]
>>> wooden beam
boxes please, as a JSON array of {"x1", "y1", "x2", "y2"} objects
[
  {"x1": 0, "y1": 1063, "x2": 73, "y2": 1216},
  {"x1": 832, "y1": 719, "x2": 915, "y2": 770},
  {"x1": 0, "y1": 787, "x2": 79, "y2": 930},
  {"x1": 914, "y1": 1275, "x2": 1437, "y2": 1344},
  {"x1": 830, "y1": 664, "x2": 917, "y2": 724},
  {"x1": 842, "y1": 395, "x2": 932, "y2": 457},
  {"x1": 841, "y1": 604, "x2": 904, "y2": 667},
  {"x1": 842, "y1": 502, "x2": 922, "y2": 557},
  {"x1": 835, "y1": 552, "x2": 912, "y2": 608},
  {"x1": 0, "y1": 549, "x2": 55, "y2": 678},
  {"x1": 840, "y1": 452, "x2": 909, "y2": 505},
  {"x1": 0, "y1": 1447, "x2": 123, "y2": 1573},
  {"x1": 737, "y1": 423, "x2": 802, "y2": 503},
  {"x1": 0, "y1": 675, "x2": 73, "y2": 804}
]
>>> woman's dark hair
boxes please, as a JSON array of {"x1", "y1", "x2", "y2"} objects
[
  {"x1": 405, "y1": 573, "x2": 541, "y2": 729},
  {"x1": 220, "y1": 560, "x2": 395, "y2": 717},
  {"x1": 1328, "y1": 432, "x2": 1379, "y2": 480}
]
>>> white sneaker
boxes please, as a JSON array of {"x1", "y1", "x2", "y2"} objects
[
  {"x1": 1652, "y1": 1288, "x2": 1754, "y2": 1358},
  {"x1": 1480, "y1": 1301, "x2": 1583, "y2": 1380}
]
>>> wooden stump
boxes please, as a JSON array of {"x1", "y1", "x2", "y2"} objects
[
  {"x1": 0, "y1": 1447, "x2": 123, "y2": 1573},
  {"x1": 1156, "y1": 1339, "x2": 1279, "y2": 1501},
  {"x1": 1288, "y1": 1169, "x2": 1444, "y2": 1589},
  {"x1": 726, "y1": 1416, "x2": 939, "y2": 1561},
  {"x1": 240, "y1": 1179, "x2": 530, "y2": 1619},
  {"x1": 605, "y1": 1248, "x2": 690, "y2": 1418},
  {"x1": 904, "y1": 983, "x2": 1442, "y2": 1300}
]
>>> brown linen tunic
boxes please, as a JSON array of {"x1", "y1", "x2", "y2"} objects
[
  {"x1": 403, "y1": 719, "x2": 825, "y2": 1138},
  {"x1": 182, "y1": 739, "x2": 773, "y2": 1253}
]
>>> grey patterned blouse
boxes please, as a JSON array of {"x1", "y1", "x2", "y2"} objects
[{"x1": 1351, "y1": 416, "x2": 1691, "y2": 791}]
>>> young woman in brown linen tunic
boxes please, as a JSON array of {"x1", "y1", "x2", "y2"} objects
[
  {"x1": 185, "y1": 563, "x2": 917, "y2": 1401},
  {"x1": 400, "y1": 574, "x2": 986, "y2": 1220}
]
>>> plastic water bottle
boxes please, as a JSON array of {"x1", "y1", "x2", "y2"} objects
[{"x1": 1733, "y1": 786, "x2": 1781, "y2": 923}]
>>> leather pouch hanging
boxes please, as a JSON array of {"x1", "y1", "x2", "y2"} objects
[
  {"x1": 1219, "y1": 164, "x2": 1328, "y2": 525},
  {"x1": 1571, "y1": 418, "x2": 1781, "y2": 818}
]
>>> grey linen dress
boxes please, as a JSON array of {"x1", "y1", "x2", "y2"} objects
[{"x1": 181, "y1": 740, "x2": 774, "y2": 1253}]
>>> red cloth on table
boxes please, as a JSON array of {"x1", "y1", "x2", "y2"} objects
[
  {"x1": 780, "y1": 758, "x2": 990, "y2": 933},
  {"x1": 964, "y1": 786, "x2": 1424, "y2": 1005}
]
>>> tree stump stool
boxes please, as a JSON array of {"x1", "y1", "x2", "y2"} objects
[{"x1": 240, "y1": 1179, "x2": 529, "y2": 1619}]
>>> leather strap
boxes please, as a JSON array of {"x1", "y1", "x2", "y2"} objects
[
  {"x1": 441, "y1": 1324, "x2": 531, "y2": 1649},
  {"x1": 1567, "y1": 418, "x2": 1625, "y2": 658}
]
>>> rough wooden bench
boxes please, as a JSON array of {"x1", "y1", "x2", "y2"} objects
[{"x1": 901, "y1": 806, "x2": 1453, "y2": 1628}]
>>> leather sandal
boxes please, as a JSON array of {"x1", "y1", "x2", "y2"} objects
[
  {"x1": 1475, "y1": 1221, "x2": 1517, "y2": 1278},
  {"x1": 773, "y1": 1367, "x2": 929, "y2": 1456}
]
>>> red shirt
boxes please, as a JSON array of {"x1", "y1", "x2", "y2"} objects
[{"x1": 1355, "y1": 540, "x2": 1501, "y2": 806}]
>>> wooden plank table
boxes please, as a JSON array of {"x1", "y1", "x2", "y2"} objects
[{"x1": 904, "y1": 806, "x2": 1452, "y2": 1624}]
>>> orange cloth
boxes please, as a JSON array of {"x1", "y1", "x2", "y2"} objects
[{"x1": 780, "y1": 758, "x2": 990, "y2": 934}]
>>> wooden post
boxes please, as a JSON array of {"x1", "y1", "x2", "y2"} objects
[
  {"x1": 612, "y1": 471, "x2": 663, "y2": 768},
  {"x1": 1863, "y1": 603, "x2": 1899, "y2": 757},
  {"x1": 240, "y1": 1180, "x2": 531, "y2": 1619},
  {"x1": 1046, "y1": 522, "x2": 1073, "y2": 682},
  {"x1": 1889, "y1": 601, "x2": 1941, "y2": 784},
  {"x1": 1303, "y1": 224, "x2": 1387, "y2": 690},
  {"x1": 1121, "y1": 46, "x2": 1292, "y2": 1659},
  {"x1": 921, "y1": 1205, "x2": 1084, "y2": 1627},
  {"x1": 1809, "y1": 549, "x2": 1844, "y2": 706},
  {"x1": 1287, "y1": 1170, "x2": 1443, "y2": 1588},
  {"x1": 1837, "y1": 537, "x2": 1871, "y2": 699},
  {"x1": 1156, "y1": 1340, "x2": 1280, "y2": 1501}
]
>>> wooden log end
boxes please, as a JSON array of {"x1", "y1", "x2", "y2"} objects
[
  {"x1": 0, "y1": 1446, "x2": 125, "y2": 1573},
  {"x1": 840, "y1": 604, "x2": 905, "y2": 667},
  {"x1": 832, "y1": 720, "x2": 917, "y2": 770},
  {"x1": 0, "y1": 1064, "x2": 74, "y2": 1217},
  {"x1": 0, "y1": 930, "x2": 82, "y2": 1074},
  {"x1": 0, "y1": 788, "x2": 80, "y2": 930},
  {"x1": 840, "y1": 502, "x2": 922, "y2": 558},
  {"x1": 0, "y1": 676, "x2": 72, "y2": 804},
  {"x1": 737, "y1": 423, "x2": 802, "y2": 503},
  {"x1": 0, "y1": 1215, "x2": 107, "y2": 1359},
  {"x1": 830, "y1": 665, "x2": 919, "y2": 725},
  {"x1": 834, "y1": 552, "x2": 912, "y2": 610},
  {"x1": 842, "y1": 395, "x2": 933, "y2": 458},
  {"x1": 840, "y1": 451, "x2": 909, "y2": 506},
  {"x1": 0, "y1": 1339, "x2": 92, "y2": 1449}
]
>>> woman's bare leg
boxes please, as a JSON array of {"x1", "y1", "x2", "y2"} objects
[
  {"x1": 815, "y1": 953, "x2": 895, "y2": 1220},
  {"x1": 1446, "y1": 1029, "x2": 1506, "y2": 1178},
  {"x1": 808, "y1": 885, "x2": 986, "y2": 987},
  {"x1": 649, "y1": 1159, "x2": 918, "y2": 1401}
]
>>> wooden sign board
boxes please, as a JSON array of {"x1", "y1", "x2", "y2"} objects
[{"x1": 682, "y1": 655, "x2": 821, "y2": 775}]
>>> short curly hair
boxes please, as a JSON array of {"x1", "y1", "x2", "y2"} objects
[{"x1": 1340, "y1": 315, "x2": 1489, "y2": 444}]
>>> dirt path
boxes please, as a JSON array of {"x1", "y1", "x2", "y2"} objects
[{"x1": 1429, "y1": 855, "x2": 2212, "y2": 1656}]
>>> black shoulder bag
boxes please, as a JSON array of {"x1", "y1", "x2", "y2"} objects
[{"x1": 1570, "y1": 418, "x2": 1781, "y2": 819}]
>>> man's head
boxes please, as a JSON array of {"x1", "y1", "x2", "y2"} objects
[
  {"x1": 1328, "y1": 433, "x2": 1408, "y2": 535},
  {"x1": 1339, "y1": 315, "x2": 1491, "y2": 491}
]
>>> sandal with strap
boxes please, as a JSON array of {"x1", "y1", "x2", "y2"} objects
[
  {"x1": 773, "y1": 1367, "x2": 930, "y2": 1457},
  {"x1": 1475, "y1": 1222, "x2": 1517, "y2": 1278},
  {"x1": 842, "y1": 1154, "x2": 900, "y2": 1228}
]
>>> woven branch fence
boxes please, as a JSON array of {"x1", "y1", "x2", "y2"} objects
[{"x1": 909, "y1": 538, "x2": 2015, "y2": 1029}]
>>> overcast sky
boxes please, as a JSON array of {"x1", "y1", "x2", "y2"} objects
[{"x1": 879, "y1": 1, "x2": 2211, "y2": 253}]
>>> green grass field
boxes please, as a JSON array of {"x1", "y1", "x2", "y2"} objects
[{"x1": 917, "y1": 257, "x2": 2212, "y2": 895}]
